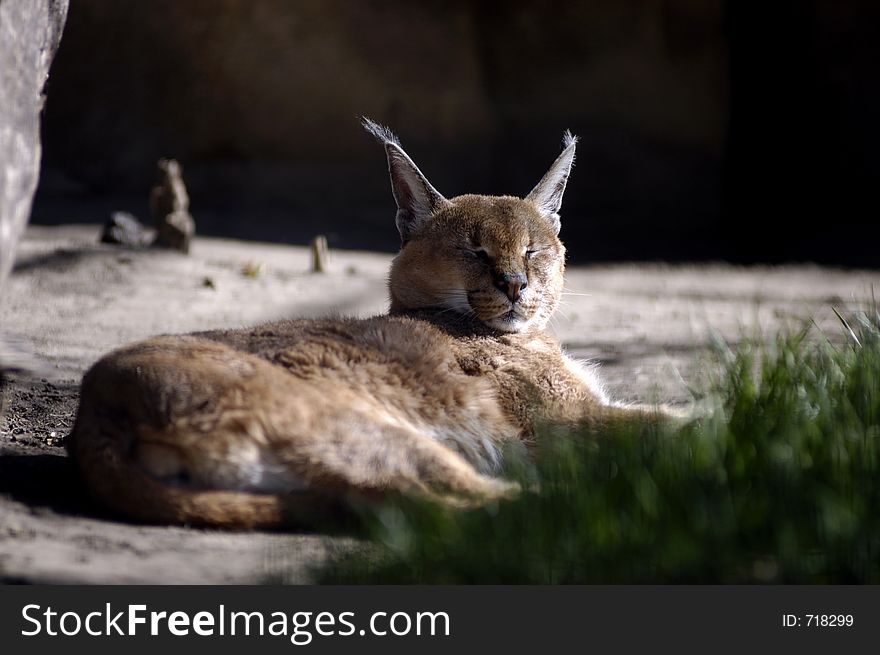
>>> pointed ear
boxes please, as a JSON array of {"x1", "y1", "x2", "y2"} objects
[
  {"x1": 525, "y1": 131, "x2": 578, "y2": 234},
  {"x1": 362, "y1": 117, "x2": 448, "y2": 242}
]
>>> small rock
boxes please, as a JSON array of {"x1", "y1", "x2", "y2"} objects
[
  {"x1": 100, "y1": 211, "x2": 151, "y2": 247},
  {"x1": 150, "y1": 159, "x2": 196, "y2": 253},
  {"x1": 311, "y1": 235, "x2": 329, "y2": 273},
  {"x1": 157, "y1": 209, "x2": 196, "y2": 253}
]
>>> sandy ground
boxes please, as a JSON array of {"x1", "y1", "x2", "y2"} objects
[{"x1": 2, "y1": 224, "x2": 878, "y2": 584}]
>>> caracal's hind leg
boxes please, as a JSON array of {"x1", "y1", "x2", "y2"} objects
[{"x1": 68, "y1": 337, "x2": 514, "y2": 528}]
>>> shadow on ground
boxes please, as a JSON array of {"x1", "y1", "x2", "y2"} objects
[
  {"x1": 0, "y1": 376, "x2": 104, "y2": 519},
  {"x1": 0, "y1": 452, "x2": 90, "y2": 516}
]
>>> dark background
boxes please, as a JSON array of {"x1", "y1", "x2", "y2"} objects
[{"x1": 32, "y1": 0, "x2": 880, "y2": 266}]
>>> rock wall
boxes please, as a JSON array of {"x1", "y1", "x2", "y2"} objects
[{"x1": 0, "y1": 0, "x2": 68, "y2": 293}]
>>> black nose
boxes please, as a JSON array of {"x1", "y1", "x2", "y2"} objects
[{"x1": 494, "y1": 272, "x2": 528, "y2": 303}]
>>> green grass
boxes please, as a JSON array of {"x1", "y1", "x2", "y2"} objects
[{"x1": 319, "y1": 305, "x2": 880, "y2": 584}]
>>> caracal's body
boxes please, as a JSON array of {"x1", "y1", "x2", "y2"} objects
[{"x1": 67, "y1": 121, "x2": 658, "y2": 528}]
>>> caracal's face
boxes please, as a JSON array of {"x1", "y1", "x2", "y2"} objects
[{"x1": 389, "y1": 194, "x2": 566, "y2": 333}]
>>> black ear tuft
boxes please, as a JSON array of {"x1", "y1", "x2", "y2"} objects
[
  {"x1": 362, "y1": 117, "x2": 448, "y2": 242},
  {"x1": 525, "y1": 132, "x2": 578, "y2": 234},
  {"x1": 361, "y1": 117, "x2": 401, "y2": 147}
]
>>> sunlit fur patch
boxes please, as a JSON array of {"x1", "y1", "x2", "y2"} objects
[
  {"x1": 561, "y1": 354, "x2": 611, "y2": 404},
  {"x1": 466, "y1": 290, "x2": 534, "y2": 331},
  {"x1": 484, "y1": 314, "x2": 532, "y2": 333}
]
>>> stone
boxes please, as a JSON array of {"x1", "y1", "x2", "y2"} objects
[
  {"x1": 156, "y1": 210, "x2": 196, "y2": 253},
  {"x1": 311, "y1": 235, "x2": 329, "y2": 273},
  {"x1": 99, "y1": 211, "x2": 151, "y2": 247},
  {"x1": 149, "y1": 158, "x2": 195, "y2": 253}
]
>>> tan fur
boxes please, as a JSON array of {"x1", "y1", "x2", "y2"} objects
[{"x1": 67, "y1": 124, "x2": 667, "y2": 528}]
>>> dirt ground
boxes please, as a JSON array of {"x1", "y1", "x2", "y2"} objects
[{"x1": 2, "y1": 224, "x2": 878, "y2": 584}]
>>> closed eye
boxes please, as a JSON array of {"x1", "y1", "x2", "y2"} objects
[
  {"x1": 460, "y1": 247, "x2": 491, "y2": 263},
  {"x1": 525, "y1": 246, "x2": 548, "y2": 260}
]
